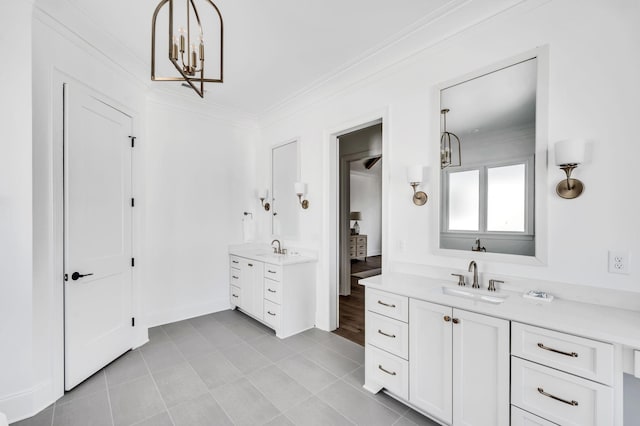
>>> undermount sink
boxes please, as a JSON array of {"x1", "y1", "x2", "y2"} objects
[{"x1": 440, "y1": 286, "x2": 507, "y2": 305}]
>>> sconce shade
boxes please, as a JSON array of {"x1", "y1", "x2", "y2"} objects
[
  {"x1": 294, "y1": 182, "x2": 306, "y2": 195},
  {"x1": 349, "y1": 211, "x2": 362, "y2": 221},
  {"x1": 555, "y1": 139, "x2": 585, "y2": 166},
  {"x1": 407, "y1": 165, "x2": 424, "y2": 184},
  {"x1": 258, "y1": 189, "x2": 268, "y2": 199}
]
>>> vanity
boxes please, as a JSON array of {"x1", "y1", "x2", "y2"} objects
[
  {"x1": 361, "y1": 273, "x2": 640, "y2": 426},
  {"x1": 228, "y1": 248, "x2": 316, "y2": 338}
]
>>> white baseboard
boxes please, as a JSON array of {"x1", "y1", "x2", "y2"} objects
[
  {"x1": 0, "y1": 380, "x2": 51, "y2": 424},
  {"x1": 367, "y1": 250, "x2": 382, "y2": 257},
  {"x1": 145, "y1": 297, "x2": 231, "y2": 328}
]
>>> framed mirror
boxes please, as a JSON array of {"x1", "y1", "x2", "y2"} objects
[
  {"x1": 271, "y1": 140, "x2": 299, "y2": 238},
  {"x1": 439, "y1": 56, "x2": 542, "y2": 257}
]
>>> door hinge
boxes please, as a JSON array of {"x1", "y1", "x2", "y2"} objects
[
  {"x1": 131, "y1": 198, "x2": 135, "y2": 207},
  {"x1": 129, "y1": 136, "x2": 136, "y2": 147},
  {"x1": 131, "y1": 317, "x2": 135, "y2": 327},
  {"x1": 131, "y1": 258, "x2": 135, "y2": 267}
]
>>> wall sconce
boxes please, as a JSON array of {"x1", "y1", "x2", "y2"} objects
[
  {"x1": 294, "y1": 182, "x2": 309, "y2": 209},
  {"x1": 258, "y1": 189, "x2": 270, "y2": 211},
  {"x1": 407, "y1": 165, "x2": 428, "y2": 206},
  {"x1": 554, "y1": 139, "x2": 585, "y2": 199}
]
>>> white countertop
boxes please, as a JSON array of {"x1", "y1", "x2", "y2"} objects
[
  {"x1": 229, "y1": 248, "x2": 317, "y2": 265},
  {"x1": 360, "y1": 272, "x2": 640, "y2": 349}
]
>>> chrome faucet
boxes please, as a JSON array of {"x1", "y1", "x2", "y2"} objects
[
  {"x1": 468, "y1": 260, "x2": 480, "y2": 289},
  {"x1": 271, "y1": 239, "x2": 282, "y2": 254}
]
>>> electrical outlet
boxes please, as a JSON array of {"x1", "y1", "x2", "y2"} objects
[{"x1": 608, "y1": 251, "x2": 630, "y2": 274}]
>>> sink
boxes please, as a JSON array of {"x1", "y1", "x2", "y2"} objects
[{"x1": 440, "y1": 286, "x2": 507, "y2": 305}]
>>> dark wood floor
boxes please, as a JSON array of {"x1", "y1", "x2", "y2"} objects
[{"x1": 333, "y1": 255, "x2": 381, "y2": 346}]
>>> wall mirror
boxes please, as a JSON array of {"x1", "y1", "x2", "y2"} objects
[
  {"x1": 272, "y1": 140, "x2": 299, "y2": 239},
  {"x1": 439, "y1": 57, "x2": 538, "y2": 256}
]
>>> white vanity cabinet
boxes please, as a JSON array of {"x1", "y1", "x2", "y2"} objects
[
  {"x1": 229, "y1": 254, "x2": 316, "y2": 339},
  {"x1": 364, "y1": 289, "x2": 509, "y2": 426},
  {"x1": 409, "y1": 298, "x2": 510, "y2": 426}
]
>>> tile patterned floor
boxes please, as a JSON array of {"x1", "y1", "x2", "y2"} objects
[{"x1": 12, "y1": 310, "x2": 439, "y2": 426}]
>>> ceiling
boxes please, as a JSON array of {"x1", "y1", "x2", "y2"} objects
[{"x1": 65, "y1": 0, "x2": 452, "y2": 115}]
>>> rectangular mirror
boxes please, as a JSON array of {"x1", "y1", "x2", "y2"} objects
[
  {"x1": 272, "y1": 140, "x2": 299, "y2": 239},
  {"x1": 439, "y1": 57, "x2": 538, "y2": 256}
]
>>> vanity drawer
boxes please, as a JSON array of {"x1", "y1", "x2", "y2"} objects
[
  {"x1": 356, "y1": 236, "x2": 367, "y2": 244},
  {"x1": 365, "y1": 311, "x2": 408, "y2": 360},
  {"x1": 511, "y1": 357, "x2": 613, "y2": 426},
  {"x1": 230, "y1": 285, "x2": 241, "y2": 308},
  {"x1": 263, "y1": 299, "x2": 281, "y2": 329},
  {"x1": 512, "y1": 322, "x2": 614, "y2": 385},
  {"x1": 230, "y1": 255, "x2": 242, "y2": 268},
  {"x1": 264, "y1": 264, "x2": 282, "y2": 282},
  {"x1": 366, "y1": 289, "x2": 409, "y2": 323},
  {"x1": 365, "y1": 345, "x2": 408, "y2": 400},
  {"x1": 229, "y1": 268, "x2": 241, "y2": 286},
  {"x1": 511, "y1": 406, "x2": 558, "y2": 426},
  {"x1": 264, "y1": 278, "x2": 282, "y2": 304},
  {"x1": 357, "y1": 250, "x2": 366, "y2": 257}
]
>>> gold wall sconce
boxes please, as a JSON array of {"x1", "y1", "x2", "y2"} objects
[
  {"x1": 258, "y1": 189, "x2": 270, "y2": 211},
  {"x1": 554, "y1": 139, "x2": 585, "y2": 199},
  {"x1": 407, "y1": 165, "x2": 428, "y2": 206},
  {"x1": 294, "y1": 182, "x2": 309, "y2": 209},
  {"x1": 151, "y1": 0, "x2": 224, "y2": 98}
]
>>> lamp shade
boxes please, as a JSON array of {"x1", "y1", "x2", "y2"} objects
[
  {"x1": 407, "y1": 165, "x2": 424, "y2": 184},
  {"x1": 349, "y1": 211, "x2": 362, "y2": 221},
  {"x1": 258, "y1": 188, "x2": 268, "y2": 199},
  {"x1": 555, "y1": 139, "x2": 585, "y2": 166},
  {"x1": 294, "y1": 182, "x2": 306, "y2": 195}
]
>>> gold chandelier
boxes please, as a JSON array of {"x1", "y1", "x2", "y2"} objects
[
  {"x1": 151, "y1": 0, "x2": 224, "y2": 98},
  {"x1": 440, "y1": 108, "x2": 461, "y2": 169}
]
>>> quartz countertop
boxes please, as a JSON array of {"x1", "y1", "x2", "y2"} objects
[
  {"x1": 229, "y1": 248, "x2": 317, "y2": 265},
  {"x1": 360, "y1": 272, "x2": 640, "y2": 349}
]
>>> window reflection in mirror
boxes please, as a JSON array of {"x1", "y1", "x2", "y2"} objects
[
  {"x1": 440, "y1": 58, "x2": 537, "y2": 256},
  {"x1": 272, "y1": 141, "x2": 299, "y2": 239}
]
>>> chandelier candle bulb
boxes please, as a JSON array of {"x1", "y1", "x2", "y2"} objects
[{"x1": 199, "y1": 43, "x2": 204, "y2": 61}]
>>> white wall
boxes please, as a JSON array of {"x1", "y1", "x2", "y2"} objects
[
  {"x1": 0, "y1": 1, "x2": 34, "y2": 421},
  {"x1": 258, "y1": 0, "x2": 640, "y2": 335},
  {"x1": 143, "y1": 97, "x2": 258, "y2": 326},
  {"x1": 350, "y1": 172, "x2": 382, "y2": 256}
]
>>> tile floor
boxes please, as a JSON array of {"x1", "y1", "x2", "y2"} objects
[{"x1": 12, "y1": 309, "x2": 438, "y2": 426}]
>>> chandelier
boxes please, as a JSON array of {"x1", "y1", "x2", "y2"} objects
[
  {"x1": 151, "y1": 0, "x2": 224, "y2": 98},
  {"x1": 440, "y1": 108, "x2": 461, "y2": 169}
]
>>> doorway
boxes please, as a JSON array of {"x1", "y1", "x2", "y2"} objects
[
  {"x1": 63, "y1": 83, "x2": 135, "y2": 389},
  {"x1": 334, "y1": 123, "x2": 383, "y2": 345}
]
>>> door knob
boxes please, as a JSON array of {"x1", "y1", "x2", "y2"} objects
[{"x1": 71, "y1": 272, "x2": 94, "y2": 280}]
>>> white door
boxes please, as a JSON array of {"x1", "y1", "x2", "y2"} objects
[
  {"x1": 452, "y1": 308, "x2": 510, "y2": 426},
  {"x1": 409, "y1": 299, "x2": 453, "y2": 425},
  {"x1": 64, "y1": 84, "x2": 134, "y2": 390}
]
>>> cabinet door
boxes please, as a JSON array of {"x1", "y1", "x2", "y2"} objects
[
  {"x1": 241, "y1": 260, "x2": 263, "y2": 319},
  {"x1": 452, "y1": 309, "x2": 510, "y2": 426},
  {"x1": 409, "y1": 299, "x2": 453, "y2": 425}
]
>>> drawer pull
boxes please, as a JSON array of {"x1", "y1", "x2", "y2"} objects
[
  {"x1": 537, "y1": 387, "x2": 579, "y2": 406},
  {"x1": 377, "y1": 329, "x2": 396, "y2": 338},
  {"x1": 267, "y1": 288, "x2": 277, "y2": 293},
  {"x1": 537, "y1": 343, "x2": 578, "y2": 358},
  {"x1": 444, "y1": 315, "x2": 451, "y2": 322},
  {"x1": 232, "y1": 294, "x2": 238, "y2": 298},
  {"x1": 232, "y1": 260, "x2": 239, "y2": 264},
  {"x1": 267, "y1": 311, "x2": 276, "y2": 316},
  {"x1": 452, "y1": 318, "x2": 460, "y2": 324},
  {"x1": 268, "y1": 270, "x2": 277, "y2": 274},
  {"x1": 378, "y1": 365, "x2": 397, "y2": 376},
  {"x1": 377, "y1": 300, "x2": 396, "y2": 308},
  {"x1": 232, "y1": 275, "x2": 239, "y2": 279}
]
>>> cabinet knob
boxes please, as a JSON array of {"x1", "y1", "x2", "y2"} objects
[
  {"x1": 452, "y1": 318, "x2": 460, "y2": 324},
  {"x1": 443, "y1": 315, "x2": 451, "y2": 322}
]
